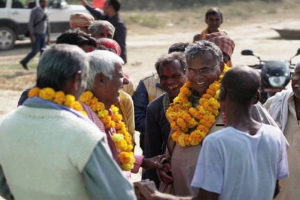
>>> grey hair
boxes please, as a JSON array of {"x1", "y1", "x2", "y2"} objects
[
  {"x1": 88, "y1": 20, "x2": 115, "y2": 38},
  {"x1": 184, "y1": 40, "x2": 223, "y2": 65},
  {"x1": 86, "y1": 50, "x2": 124, "y2": 90},
  {"x1": 37, "y1": 44, "x2": 89, "y2": 91}
]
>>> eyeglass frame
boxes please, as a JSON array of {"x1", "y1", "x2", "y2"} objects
[{"x1": 187, "y1": 63, "x2": 219, "y2": 75}]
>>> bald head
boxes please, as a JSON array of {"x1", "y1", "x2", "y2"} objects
[{"x1": 220, "y1": 66, "x2": 260, "y2": 105}]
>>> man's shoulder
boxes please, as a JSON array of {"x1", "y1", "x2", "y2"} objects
[
  {"x1": 204, "y1": 127, "x2": 233, "y2": 143},
  {"x1": 148, "y1": 94, "x2": 165, "y2": 110}
]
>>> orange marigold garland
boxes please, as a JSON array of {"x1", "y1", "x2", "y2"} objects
[
  {"x1": 28, "y1": 87, "x2": 87, "y2": 116},
  {"x1": 166, "y1": 65, "x2": 229, "y2": 147},
  {"x1": 80, "y1": 91, "x2": 135, "y2": 171}
]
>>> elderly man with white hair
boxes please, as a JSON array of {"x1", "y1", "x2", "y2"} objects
[
  {"x1": 0, "y1": 44, "x2": 136, "y2": 200},
  {"x1": 80, "y1": 50, "x2": 162, "y2": 177},
  {"x1": 89, "y1": 20, "x2": 115, "y2": 39}
]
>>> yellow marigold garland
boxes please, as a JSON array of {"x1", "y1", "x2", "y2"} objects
[
  {"x1": 166, "y1": 65, "x2": 229, "y2": 147},
  {"x1": 80, "y1": 91, "x2": 135, "y2": 171},
  {"x1": 28, "y1": 87, "x2": 87, "y2": 116}
]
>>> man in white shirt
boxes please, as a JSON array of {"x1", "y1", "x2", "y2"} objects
[{"x1": 191, "y1": 66, "x2": 289, "y2": 200}]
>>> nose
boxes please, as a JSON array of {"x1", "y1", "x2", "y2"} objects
[{"x1": 123, "y1": 77, "x2": 129, "y2": 85}]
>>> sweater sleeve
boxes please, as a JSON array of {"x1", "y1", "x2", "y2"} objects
[{"x1": 82, "y1": 139, "x2": 136, "y2": 200}]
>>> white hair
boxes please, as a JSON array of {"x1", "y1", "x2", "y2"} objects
[
  {"x1": 88, "y1": 20, "x2": 115, "y2": 38},
  {"x1": 87, "y1": 50, "x2": 124, "y2": 90}
]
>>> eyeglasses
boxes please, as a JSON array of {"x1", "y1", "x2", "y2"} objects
[{"x1": 187, "y1": 64, "x2": 219, "y2": 75}]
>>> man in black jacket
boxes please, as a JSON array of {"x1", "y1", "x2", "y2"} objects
[{"x1": 80, "y1": 0, "x2": 127, "y2": 63}]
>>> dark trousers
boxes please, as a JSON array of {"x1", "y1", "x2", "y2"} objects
[{"x1": 21, "y1": 33, "x2": 46, "y2": 64}]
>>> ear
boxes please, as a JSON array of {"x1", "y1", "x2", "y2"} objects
[
  {"x1": 62, "y1": 71, "x2": 82, "y2": 98},
  {"x1": 220, "y1": 62, "x2": 225, "y2": 73},
  {"x1": 73, "y1": 71, "x2": 82, "y2": 91},
  {"x1": 252, "y1": 91, "x2": 261, "y2": 104}
]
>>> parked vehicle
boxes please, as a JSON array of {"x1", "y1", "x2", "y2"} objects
[
  {"x1": 241, "y1": 48, "x2": 300, "y2": 103},
  {"x1": 0, "y1": 0, "x2": 88, "y2": 50}
]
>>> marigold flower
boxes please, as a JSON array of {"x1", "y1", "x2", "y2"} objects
[
  {"x1": 119, "y1": 152, "x2": 135, "y2": 164},
  {"x1": 72, "y1": 101, "x2": 83, "y2": 111},
  {"x1": 28, "y1": 87, "x2": 40, "y2": 98},
  {"x1": 112, "y1": 114, "x2": 122, "y2": 122},
  {"x1": 80, "y1": 91, "x2": 93, "y2": 103},
  {"x1": 121, "y1": 163, "x2": 134, "y2": 171},
  {"x1": 64, "y1": 94, "x2": 75, "y2": 107},
  {"x1": 91, "y1": 102, "x2": 105, "y2": 112},
  {"x1": 53, "y1": 91, "x2": 65, "y2": 105},
  {"x1": 39, "y1": 87, "x2": 55, "y2": 101},
  {"x1": 111, "y1": 133, "x2": 124, "y2": 143},
  {"x1": 98, "y1": 110, "x2": 109, "y2": 118},
  {"x1": 177, "y1": 134, "x2": 186, "y2": 147}
]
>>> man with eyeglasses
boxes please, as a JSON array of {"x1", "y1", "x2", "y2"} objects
[
  {"x1": 264, "y1": 63, "x2": 300, "y2": 200},
  {"x1": 157, "y1": 41, "x2": 227, "y2": 196}
]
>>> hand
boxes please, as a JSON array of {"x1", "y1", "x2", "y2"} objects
[
  {"x1": 158, "y1": 162, "x2": 173, "y2": 184},
  {"x1": 150, "y1": 191, "x2": 181, "y2": 200},
  {"x1": 193, "y1": 33, "x2": 201, "y2": 42},
  {"x1": 30, "y1": 34, "x2": 35, "y2": 43},
  {"x1": 79, "y1": 0, "x2": 88, "y2": 6},
  {"x1": 46, "y1": 37, "x2": 50, "y2": 45},
  {"x1": 142, "y1": 156, "x2": 163, "y2": 170}
]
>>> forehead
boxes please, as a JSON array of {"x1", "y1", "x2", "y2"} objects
[
  {"x1": 188, "y1": 53, "x2": 216, "y2": 68},
  {"x1": 207, "y1": 13, "x2": 221, "y2": 19},
  {"x1": 159, "y1": 60, "x2": 183, "y2": 73}
]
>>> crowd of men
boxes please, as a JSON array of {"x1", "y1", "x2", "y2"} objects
[{"x1": 1, "y1": 1, "x2": 300, "y2": 200}]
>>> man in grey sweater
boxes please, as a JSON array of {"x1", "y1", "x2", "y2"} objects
[{"x1": 20, "y1": 0, "x2": 50, "y2": 70}]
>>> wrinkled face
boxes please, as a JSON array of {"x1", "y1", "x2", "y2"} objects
[
  {"x1": 95, "y1": 30, "x2": 113, "y2": 39},
  {"x1": 158, "y1": 60, "x2": 186, "y2": 99},
  {"x1": 187, "y1": 53, "x2": 221, "y2": 95},
  {"x1": 292, "y1": 65, "x2": 300, "y2": 99},
  {"x1": 99, "y1": 63, "x2": 127, "y2": 106},
  {"x1": 206, "y1": 13, "x2": 222, "y2": 32}
]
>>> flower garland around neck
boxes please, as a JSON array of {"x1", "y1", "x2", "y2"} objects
[
  {"x1": 80, "y1": 91, "x2": 135, "y2": 171},
  {"x1": 28, "y1": 87, "x2": 87, "y2": 116},
  {"x1": 166, "y1": 65, "x2": 229, "y2": 147}
]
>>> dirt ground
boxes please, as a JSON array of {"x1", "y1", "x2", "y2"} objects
[{"x1": 0, "y1": 13, "x2": 300, "y2": 194}]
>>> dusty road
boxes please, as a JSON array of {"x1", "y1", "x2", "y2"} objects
[{"x1": 0, "y1": 18, "x2": 300, "y2": 197}]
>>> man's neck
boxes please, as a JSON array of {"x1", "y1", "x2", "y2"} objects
[
  {"x1": 225, "y1": 105, "x2": 261, "y2": 136},
  {"x1": 207, "y1": 28, "x2": 219, "y2": 34}
]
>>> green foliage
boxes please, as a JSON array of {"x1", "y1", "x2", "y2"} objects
[{"x1": 120, "y1": 0, "x2": 283, "y2": 10}]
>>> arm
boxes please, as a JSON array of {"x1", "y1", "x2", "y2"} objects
[
  {"x1": 0, "y1": 165, "x2": 14, "y2": 200},
  {"x1": 114, "y1": 22, "x2": 127, "y2": 63},
  {"x1": 46, "y1": 14, "x2": 50, "y2": 43},
  {"x1": 144, "y1": 104, "x2": 163, "y2": 158},
  {"x1": 82, "y1": 139, "x2": 136, "y2": 200},
  {"x1": 190, "y1": 137, "x2": 222, "y2": 199},
  {"x1": 132, "y1": 81, "x2": 148, "y2": 133},
  {"x1": 79, "y1": 0, "x2": 105, "y2": 20},
  {"x1": 28, "y1": 9, "x2": 35, "y2": 42},
  {"x1": 274, "y1": 180, "x2": 280, "y2": 199}
]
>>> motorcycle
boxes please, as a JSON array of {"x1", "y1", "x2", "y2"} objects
[{"x1": 241, "y1": 48, "x2": 300, "y2": 103}]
